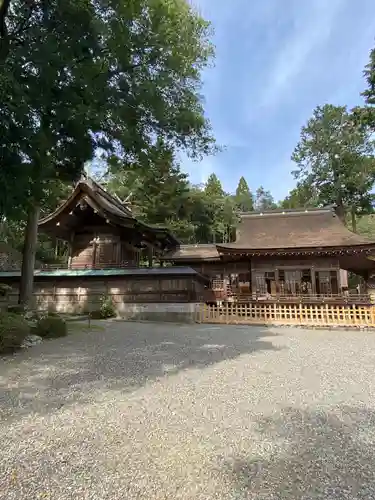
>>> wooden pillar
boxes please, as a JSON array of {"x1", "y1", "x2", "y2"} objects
[
  {"x1": 116, "y1": 241, "x2": 121, "y2": 267},
  {"x1": 67, "y1": 232, "x2": 74, "y2": 269},
  {"x1": 311, "y1": 266, "x2": 316, "y2": 295},
  {"x1": 275, "y1": 268, "x2": 279, "y2": 295},
  {"x1": 365, "y1": 273, "x2": 375, "y2": 303},
  {"x1": 148, "y1": 247, "x2": 153, "y2": 268},
  {"x1": 92, "y1": 236, "x2": 98, "y2": 269}
]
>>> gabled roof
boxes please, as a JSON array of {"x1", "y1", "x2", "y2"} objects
[
  {"x1": 38, "y1": 177, "x2": 179, "y2": 248},
  {"x1": 216, "y1": 207, "x2": 375, "y2": 255},
  {"x1": 39, "y1": 176, "x2": 133, "y2": 226},
  {"x1": 161, "y1": 244, "x2": 220, "y2": 261}
]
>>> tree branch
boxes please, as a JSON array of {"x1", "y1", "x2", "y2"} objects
[
  {"x1": 0, "y1": 0, "x2": 11, "y2": 61},
  {"x1": 0, "y1": 0, "x2": 11, "y2": 38}
]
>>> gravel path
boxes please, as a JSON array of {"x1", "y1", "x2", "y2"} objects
[{"x1": 1, "y1": 321, "x2": 375, "y2": 499}]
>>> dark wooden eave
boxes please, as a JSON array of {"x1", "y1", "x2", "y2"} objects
[{"x1": 160, "y1": 244, "x2": 221, "y2": 262}]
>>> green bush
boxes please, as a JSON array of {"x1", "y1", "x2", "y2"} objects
[
  {"x1": 89, "y1": 295, "x2": 116, "y2": 320},
  {"x1": 0, "y1": 283, "x2": 12, "y2": 297},
  {"x1": 7, "y1": 304, "x2": 26, "y2": 315},
  {"x1": 34, "y1": 315, "x2": 67, "y2": 338},
  {"x1": 89, "y1": 310, "x2": 104, "y2": 320},
  {"x1": 0, "y1": 312, "x2": 30, "y2": 353}
]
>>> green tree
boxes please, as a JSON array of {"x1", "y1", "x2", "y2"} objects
[
  {"x1": 184, "y1": 185, "x2": 215, "y2": 243},
  {"x1": 280, "y1": 182, "x2": 319, "y2": 209},
  {"x1": 254, "y1": 186, "x2": 277, "y2": 211},
  {"x1": 292, "y1": 104, "x2": 375, "y2": 230},
  {"x1": 106, "y1": 139, "x2": 194, "y2": 241},
  {"x1": 203, "y1": 173, "x2": 236, "y2": 243},
  {"x1": 353, "y1": 47, "x2": 375, "y2": 130},
  {"x1": 204, "y1": 173, "x2": 225, "y2": 199},
  {"x1": 234, "y1": 176, "x2": 254, "y2": 212},
  {"x1": 1, "y1": 0, "x2": 216, "y2": 305}
]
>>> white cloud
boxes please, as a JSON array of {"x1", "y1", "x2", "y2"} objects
[{"x1": 249, "y1": 0, "x2": 345, "y2": 116}]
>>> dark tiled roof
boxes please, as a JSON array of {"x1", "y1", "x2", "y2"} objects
[
  {"x1": 161, "y1": 244, "x2": 220, "y2": 261},
  {"x1": 217, "y1": 208, "x2": 375, "y2": 252}
]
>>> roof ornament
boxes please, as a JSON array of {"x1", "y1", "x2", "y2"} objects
[{"x1": 80, "y1": 169, "x2": 88, "y2": 182}]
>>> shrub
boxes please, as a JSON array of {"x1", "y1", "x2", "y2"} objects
[
  {"x1": 0, "y1": 283, "x2": 12, "y2": 297},
  {"x1": 89, "y1": 309, "x2": 104, "y2": 320},
  {"x1": 7, "y1": 304, "x2": 26, "y2": 315},
  {"x1": 89, "y1": 295, "x2": 116, "y2": 320},
  {"x1": 100, "y1": 295, "x2": 116, "y2": 318},
  {"x1": 0, "y1": 312, "x2": 30, "y2": 353},
  {"x1": 34, "y1": 315, "x2": 67, "y2": 338}
]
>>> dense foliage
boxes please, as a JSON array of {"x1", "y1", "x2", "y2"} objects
[
  {"x1": 33, "y1": 315, "x2": 67, "y2": 338},
  {"x1": 0, "y1": 312, "x2": 30, "y2": 353},
  {"x1": 291, "y1": 104, "x2": 375, "y2": 228}
]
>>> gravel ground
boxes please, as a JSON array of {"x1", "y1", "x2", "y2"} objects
[{"x1": 1, "y1": 320, "x2": 375, "y2": 499}]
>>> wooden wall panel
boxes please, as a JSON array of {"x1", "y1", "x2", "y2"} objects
[{"x1": 71, "y1": 245, "x2": 94, "y2": 268}]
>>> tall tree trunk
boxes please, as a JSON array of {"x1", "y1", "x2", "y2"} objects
[
  {"x1": 0, "y1": 0, "x2": 11, "y2": 62},
  {"x1": 351, "y1": 206, "x2": 357, "y2": 233},
  {"x1": 335, "y1": 203, "x2": 346, "y2": 223},
  {"x1": 19, "y1": 203, "x2": 40, "y2": 307},
  {"x1": 332, "y1": 159, "x2": 345, "y2": 223}
]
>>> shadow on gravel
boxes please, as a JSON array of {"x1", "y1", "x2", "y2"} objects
[
  {"x1": 0, "y1": 321, "x2": 280, "y2": 420},
  {"x1": 224, "y1": 406, "x2": 375, "y2": 499}
]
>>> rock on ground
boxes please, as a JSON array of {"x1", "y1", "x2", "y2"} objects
[{"x1": 21, "y1": 334, "x2": 43, "y2": 348}]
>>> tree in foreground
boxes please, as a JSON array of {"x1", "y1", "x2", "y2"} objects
[
  {"x1": 0, "y1": 0, "x2": 216, "y2": 305},
  {"x1": 292, "y1": 104, "x2": 375, "y2": 229}
]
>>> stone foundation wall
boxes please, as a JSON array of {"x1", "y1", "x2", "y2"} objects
[{"x1": 116, "y1": 303, "x2": 199, "y2": 323}]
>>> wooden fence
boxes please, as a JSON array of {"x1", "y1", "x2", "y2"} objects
[{"x1": 196, "y1": 303, "x2": 375, "y2": 327}]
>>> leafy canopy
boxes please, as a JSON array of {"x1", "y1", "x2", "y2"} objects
[
  {"x1": 0, "y1": 0, "x2": 217, "y2": 216},
  {"x1": 292, "y1": 104, "x2": 375, "y2": 217}
]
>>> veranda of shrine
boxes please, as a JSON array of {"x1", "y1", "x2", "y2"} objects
[{"x1": 2, "y1": 177, "x2": 375, "y2": 326}]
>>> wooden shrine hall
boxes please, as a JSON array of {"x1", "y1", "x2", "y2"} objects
[
  {"x1": 38, "y1": 176, "x2": 179, "y2": 268},
  {"x1": 161, "y1": 207, "x2": 375, "y2": 298}
]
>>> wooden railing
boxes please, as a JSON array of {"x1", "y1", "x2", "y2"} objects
[
  {"x1": 0, "y1": 261, "x2": 168, "y2": 271},
  {"x1": 209, "y1": 279, "x2": 369, "y2": 302},
  {"x1": 197, "y1": 303, "x2": 375, "y2": 327},
  {"x1": 38, "y1": 262, "x2": 152, "y2": 270},
  {"x1": 208, "y1": 280, "x2": 371, "y2": 305},
  {"x1": 235, "y1": 293, "x2": 372, "y2": 305}
]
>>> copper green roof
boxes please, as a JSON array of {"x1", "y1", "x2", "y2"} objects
[{"x1": 0, "y1": 267, "x2": 202, "y2": 278}]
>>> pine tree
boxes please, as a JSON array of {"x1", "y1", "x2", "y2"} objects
[
  {"x1": 204, "y1": 173, "x2": 225, "y2": 199},
  {"x1": 254, "y1": 186, "x2": 277, "y2": 211},
  {"x1": 234, "y1": 176, "x2": 254, "y2": 212}
]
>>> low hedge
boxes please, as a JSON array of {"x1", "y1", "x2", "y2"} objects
[
  {"x1": 0, "y1": 312, "x2": 30, "y2": 354},
  {"x1": 33, "y1": 315, "x2": 67, "y2": 339}
]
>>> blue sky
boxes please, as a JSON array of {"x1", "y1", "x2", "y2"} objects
[{"x1": 182, "y1": 0, "x2": 375, "y2": 201}]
